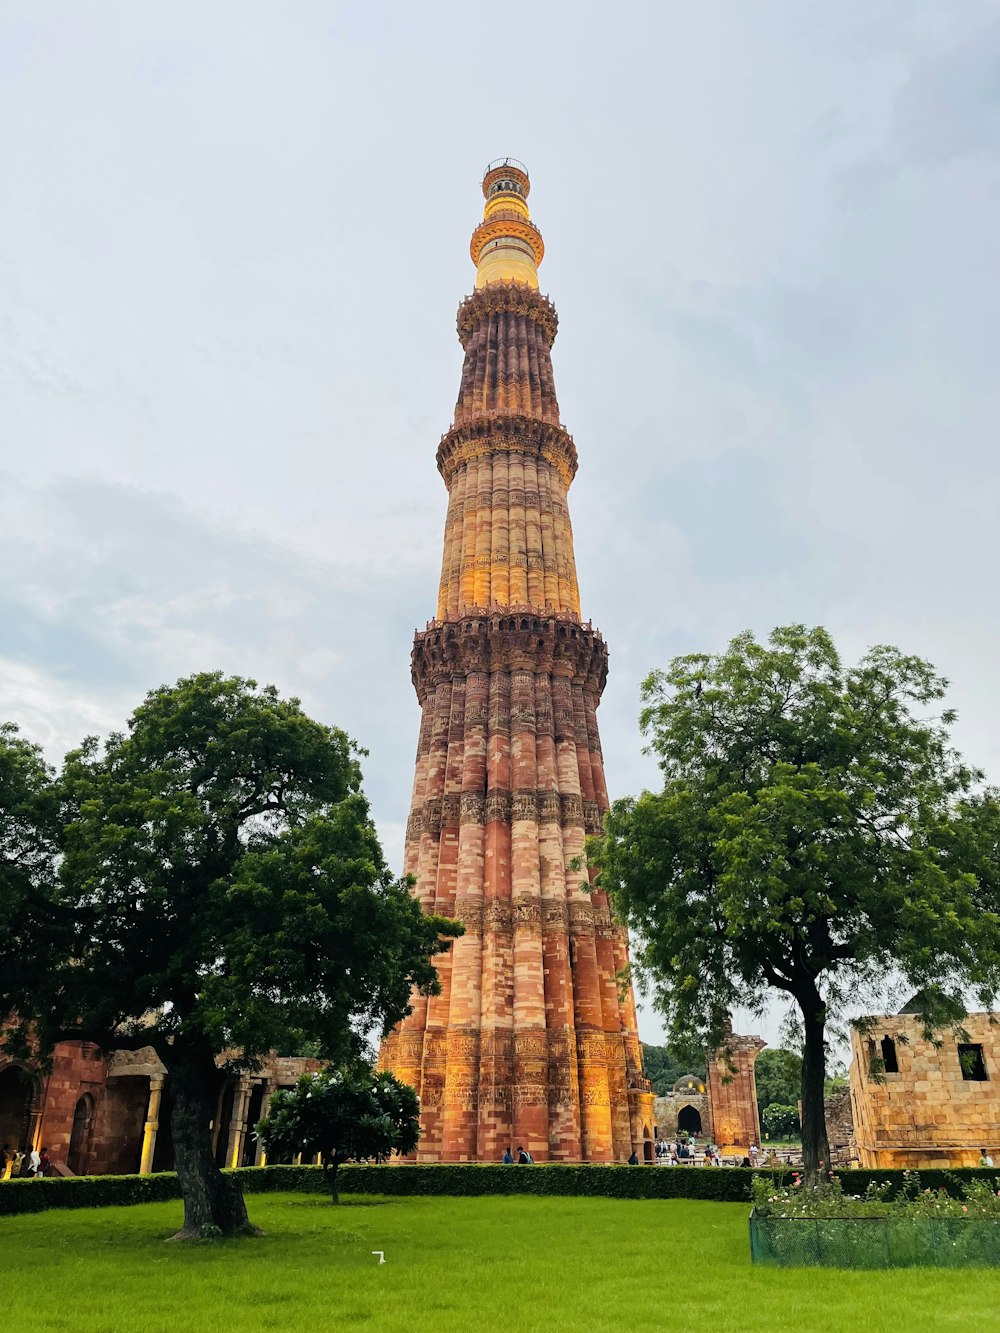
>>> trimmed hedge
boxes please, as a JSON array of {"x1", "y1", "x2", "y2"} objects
[
  {"x1": 3, "y1": 1163, "x2": 999, "y2": 1218},
  {"x1": 332, "y1": 1164, "x2": 1000, "y2": 1203}
]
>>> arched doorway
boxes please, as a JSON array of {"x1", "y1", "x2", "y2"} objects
[
  {"x1": 677, "y1": 1104, "x2": 702, "y2": 1136},
  {"x1": 0, "y1": 1066, "x2": 35, "y2": 1155},
  {"x1": 67, "y1": 1094, "x2": 95, "y2": 1175},
  {"x1": 642, "y1": 1124, "x2": 653, "y2": 1162}
]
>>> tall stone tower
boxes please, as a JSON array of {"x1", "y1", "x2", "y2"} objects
[{"x1": 379, "y1": 159, "x2": 654, "y2": 1162}]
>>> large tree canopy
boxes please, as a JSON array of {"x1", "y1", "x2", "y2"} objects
[
  {"x1": 753, "y1": 1048, "x2": 802, "y2": 1117},
  {"x1": 640, "y1": 1043, "x2": 706, "y2": 1096},
  {"x1": 0, "y1": 673, "x2": 458, "y2": 1236},
  {"x1": 0, "y1": 725, "x2": 64, "y2": 1001},
  {"x1": 598, "y1": 625, "x2": 1000, "y2": 1180}
]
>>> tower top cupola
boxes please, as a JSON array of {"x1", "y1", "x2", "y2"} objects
[{"x1": 471, "y1": 158, "x2": 544, "y2": 290}]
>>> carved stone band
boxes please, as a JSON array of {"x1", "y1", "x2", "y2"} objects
[
  {"x1": 436, "y1": 415, "x2": 578, "y2": 488},
  {"x1": 456, "y1": 283, "x2": 559, "y2": 348},
  {"x1": 411, "y1": 615, "x2": 608, "y2": 705}
]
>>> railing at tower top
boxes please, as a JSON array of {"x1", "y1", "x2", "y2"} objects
[
  {"x1": 484, "y1": 157, "x2": 527, "y2": 176},
  {"x1": 475, "y1": 209, "x2": 542, "y2": 235}
]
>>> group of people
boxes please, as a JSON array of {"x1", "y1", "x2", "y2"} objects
[
  {"x1": 501, "y1": 1145, "x2": 534, "y2": 1164},
  {"x1": 1, "y1": 1144, "x2": 50, "y2": 1180},
  {"x1": 652, "y1": 1137, "x2": 766, "y2": 1167}
]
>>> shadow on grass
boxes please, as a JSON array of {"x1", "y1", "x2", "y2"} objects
[{"x1": 278, "y1": 1196, "x2": 395, "y2": 1209}]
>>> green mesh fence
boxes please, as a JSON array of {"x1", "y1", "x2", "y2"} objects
[{"x1": 749, "y1": 1211, "x2": 1000, "y2": 1268}]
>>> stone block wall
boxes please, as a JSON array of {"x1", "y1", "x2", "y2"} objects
[{"x1": 850, "y1": 1011, "x2": 1000, "y2": 1168}]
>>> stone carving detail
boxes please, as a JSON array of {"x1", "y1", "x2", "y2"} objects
[
  {"x1": 485, "y1": 790, "x2": 513, "y2": 825},
  {"x1": 542, "y1": 899, "x2": 570, "y2": 930},
  {"x1": 560, "y1": 793, "x2": 585, "y2": 828},
  {"x1": 437, "y1": 416, "x2": 578, "y2": 487},
  {"x1": 513, "y1": 899, "x2": 542, "y2": 928},
  {"x1": 537, "y1": 790, "x2": 562, "y2": 824},
  {"x1": 423, "y1": 796, "x2": 442, "y2": 836},
  {"x1": 512, "y1": 790, "x2": 539, "y2": 822},
  {"x1": 460, "y1": 792, "x2": 486, "y2": 825},
  {"x1": 456, "y1": 282, "x2": 558, "y2": 347},
  {"x1": 454, "y1": 896, "x2": 483, "y2": 930},
  {"x1": 483, "y1": 900, "x2": 514, "y2": 931},
  {"x1": 583, "y1": 800, "x2": 603, "y2": 835},
  {"x1": 441, "y1": 793, "x2": 461, "y2": 827},
  {"x1": 411, "y1": 616, "x2": 608, "y2": 706},
  {"x1": 568, "y1": 902, "x2": 595, "y2": 933}
]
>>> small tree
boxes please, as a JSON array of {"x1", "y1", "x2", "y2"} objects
[
  {"x1": 0, "y1": 674, "x2": 458, "y2": 1236},
  {"x1": 257, "y1": 1067, "x2": 420, "y2": 1203},
  {"x1": 598, "y1": 626, "x2": 1000, "y2": 1182},
  {"x1": 754, "y1": 1048, "x2": 802, "y2": 1115},
  {"x1": 761, "y1": 1103, "x2": 800, "y2": 1140}
]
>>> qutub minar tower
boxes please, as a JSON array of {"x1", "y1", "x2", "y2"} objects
[{"x1": 379, "y1": 159, "x2": 655, "y2": 1161}]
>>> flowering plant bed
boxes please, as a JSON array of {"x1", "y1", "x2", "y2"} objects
[{"x1": 750, "y1": 1173, "x2": 1000, "y2": 1268}]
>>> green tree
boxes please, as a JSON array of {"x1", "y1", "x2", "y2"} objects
[
  {"x1": 0, "y1": 724, "x2": 59, "y2": 937},
  {"x1": 640, "y1": 1043, "x2": 706, "y2": 1095},
  {"x1": 0, "y1": 674, "x2": 458, "y2": 1237},
  {"x1": 761, "y1": 1103, "x2": 800, "y2": 1139},
  {"x1": 257, "y1": 1066, "x2": 420, "y2": 1203},
  {"x1": 597, "y1": 626, "x2": 1000, "y2": 1182},
  {"x1": 754, "y1": 1048, "x2": 802, "y2": 1116}
]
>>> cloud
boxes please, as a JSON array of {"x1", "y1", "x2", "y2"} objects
[{"x1": 2, "y1": 2, "x2": 998, "y2": 1047}]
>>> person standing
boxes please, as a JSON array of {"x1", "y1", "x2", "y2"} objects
[
  {"x1": 38, "y1": 1147, "x2": 51, "y2": 1177},
  {"x1": 517, "y1": 1145, "x2": 533, "y2": 1164},
  {"x1": 628, "y1": 1149, "x2": 639, "y2": 1165},
  {"x1": 501, "y1": 1148, "x2": 514, "y2": 1164},
  {"x1": 28, "y1": 1146, "x2": 41, "y2": 1177},
  {"x1": 979, "y1": 1148, "x2": 994, "y2": 1167}
]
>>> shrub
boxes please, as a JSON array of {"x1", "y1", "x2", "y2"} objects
[
  {"x1": 761, "y1": 1103, "x2": 800, "y2": 1139},
  {"x1": 3, "y1": 1163, "x2": 1000, "y2": 1217}
]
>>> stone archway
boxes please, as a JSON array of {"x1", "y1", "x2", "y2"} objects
[
  {"x1": 67, "y1": 1093, "x2": 96, "y2": 1175},
  {"x1": 677, "y1": 1104, "x2": 702, "y2": 1136}
]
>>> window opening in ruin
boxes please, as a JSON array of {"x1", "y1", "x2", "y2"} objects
[
  {"x1": 880, "y1": 1036, "x2": 899, "y2": 1074},
  {"x1": 959, "y1": 1043, "x2": 988, "y2": 1082}
]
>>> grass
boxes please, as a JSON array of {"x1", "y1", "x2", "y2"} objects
[{"x1": 2, "y1": 1193, "x2": 1000, "y2": 1332}]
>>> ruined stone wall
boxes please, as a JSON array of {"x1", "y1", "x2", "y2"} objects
[
  {"x1": 824, "y1": 1084, "x2": 856, "y2": 1163},
  {"x1": 707, "y1": 1033, "x2": 765, "y2": 1150},
  {"x1": 654, "y1": 1093, "x2": 709, "y2": 1140},
  {"x1": 850, "y1": 1011, "x2": 1000, "y2": 1168}
]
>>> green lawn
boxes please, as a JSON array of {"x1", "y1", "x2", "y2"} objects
[{"x1": 3, "y1": 1193, "x2": 999, "y2": 1332}]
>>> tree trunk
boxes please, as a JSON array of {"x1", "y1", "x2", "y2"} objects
[
  {"x1": 797, "y1": 985, "x2": 831, "y2": 1185},
  {"x1": 324, "y1": 1157, "x2": 340, "y2": 1205},
  {"x1": 168, "y1": 1056, "x2": 261, "y2": 1239}
]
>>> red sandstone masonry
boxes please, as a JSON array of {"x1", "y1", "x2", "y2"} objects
[{"x1": 378, "y1": 191, "x2": 654, "y2": 1159}]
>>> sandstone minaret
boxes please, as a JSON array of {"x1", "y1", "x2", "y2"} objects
[{"x1": 379, "y1": 159, "x2": 654, "y2": 1161}]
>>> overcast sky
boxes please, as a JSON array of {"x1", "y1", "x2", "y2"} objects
[{"x1": 2, "y1": 2, "x2": 998, "y2": 1049}]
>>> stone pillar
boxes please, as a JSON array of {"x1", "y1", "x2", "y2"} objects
[
  {"x1": 225, "y1": 1077, "x2": 253, "y2": 1170},
  {"x1": 139, "y1": 1073, "x2": 165, "y2": 1175},
  {"x1": 707, "y1": 1028, "x2": 766, "y2": 1151},
  {"x1": 255, "y1": 1084, "x2": 272, "y2": 1166}
]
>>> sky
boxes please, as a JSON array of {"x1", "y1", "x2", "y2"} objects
[{"x1": 2, "y1": 2, "x2": 999, "y2": 1051}]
